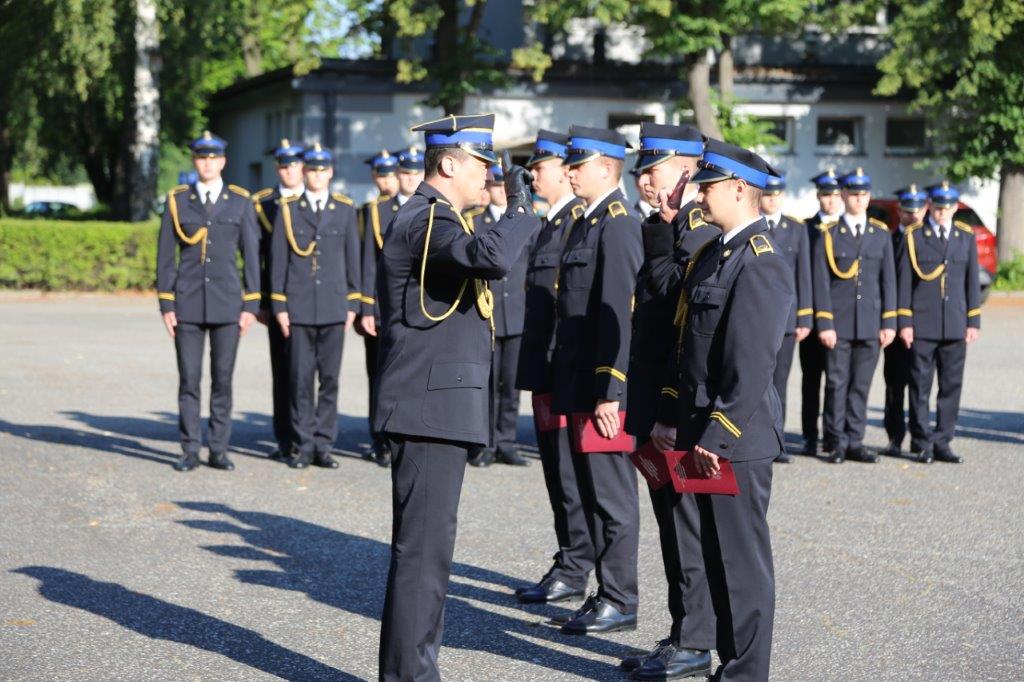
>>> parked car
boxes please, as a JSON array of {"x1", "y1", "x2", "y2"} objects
[
  {"x1": 868, "y1": 198, "x2": 997, "y2": 303},
  {"x1": 22, "y1": 201, "x2": 79, "y2": 217}
]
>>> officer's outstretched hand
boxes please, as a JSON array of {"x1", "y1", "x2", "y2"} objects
[
  {"x1": 502, "y1": 151, "x2": 534, "y2": 215},
  {"x1": 594, "y1": 399, "x2": 620, "y2": 439},
  {"x1": 276, "y1": 311, "x2": 290, "y2": 339},
  {"x1": 879, "y1": 328, "x2": 895, "y2": 349},
  {"x1": 162, "y1": 311, "x2": 177, "y2": 339},
  {"x1": 239, "y1": 311, "x2": 256, "y2": 337}
]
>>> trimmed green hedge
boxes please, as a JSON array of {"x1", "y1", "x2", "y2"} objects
[
  {"x1": 993, "y1": 254, "x2": 1024, "y2": 291},
  {"x1": 0, "y1": 218, "x2": 159, "y2": 290}
]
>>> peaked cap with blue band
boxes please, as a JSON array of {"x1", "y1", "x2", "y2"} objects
[
  {"x1": 763, "y1": 173, "x2": 787, "y2": 194},
  {"x1": 397, "y1": 146, "x2": 425, "y2": 173},
  {"x1": 565, "y1": 125, "x2": 630, "y2": 167},
  {"x1": 526, "y1": 129, "x2": 570, "y2": 168},
  {"x1": 926, "y1": 180, "x2": 960, "y2": 207},
  {"x1": 411, "y1": 113, "x2": 497, "y2": 164},
  {"x1": 272, "y1": 138, "x2": 304, "y2": 166},
  {"x1": 895, "y1": 184, "x2": 928, "y2": 209},
  {"x1": 810, "y1": 169, "x2": 841, "y2": 194},
  {"x1": 364, "y1": 149, "x2": 398, "y2": 176},
  {"x1": 691, "y1": 139, "x2": 779, "y2": 190},
  {"x1": 302, "y1": 143, "x2": 333, "y2": 170},
  {"x1": 839, "y1": 167, "x2": 871, "y2": 192},
  {"x1": 189, "y1": 130, "x2": 227, "y2": 157},
  {"x1": 634, "y1": 122, "x2": 704, "y2": 172}
]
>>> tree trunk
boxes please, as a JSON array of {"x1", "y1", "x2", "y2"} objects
[
  {"x1": 687, "y1": 50, "x2": 723, "y2": 139},
  {"x1": 126, "y1": 0, "x2": 161, "y2": 222},
  {"x1": 436, "y1": 0, "x2": 460, "y2": 114},
  {"x1": 718, "y1": 36, "x2": 734, "y2": 108},
  {"x1": 0, "y1": 110, "x2": 11, "y2": 215},
  {"x1": 997, "y1": 162, "x2": 1024, "y2": 263}
]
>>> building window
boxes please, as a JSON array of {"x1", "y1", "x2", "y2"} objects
[
  {"x1": 885, "y1": 117, "x2": 927, "y2": 155},
  {"x1": 816, "y1": 117, "x2": 861, "y2": 155},
  {"x1": 762, "y1": 117, "x2": 794, "y2": 154}
]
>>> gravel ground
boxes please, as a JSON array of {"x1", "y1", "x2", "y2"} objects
[{"x1": 0, "y1": 291, "x2": 1021, "y2": 681}]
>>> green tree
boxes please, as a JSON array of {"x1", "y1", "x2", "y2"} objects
[{"x1": 875, "y1": 0, "x2": 1024, "y2": 262}]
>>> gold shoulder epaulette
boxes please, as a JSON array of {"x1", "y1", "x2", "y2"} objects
[
  {"x1": 331, "y1": 191, "x2": 353, "y2": 206},
  {"x1": 954, "y1": 220, "x2": 973, "y2": 233},
  {"x1": 251, "y1": 187, "x2": 273, "y2": 201},
  {"x1": 170, "y1": 184, "x2": 188, "y2": 195},
  {"x1": 227, "y1": 184, "x2": 250, "y2": 198},
  {"x1": 906, "y1": 221, "x2": 924, "y2": 233},
  {"x1": 375, "y1": 194, "x2": 391, "y2": 204},
  {"x1": 750, "y1": 233, "x2": 774, "y2": 256},
  {"x1": 868, "y1": 217, "x2": 888, "y2": 230},
  {"x1": 570, "y1": 204, "x2": 585, "y2": 220},
  {"x1": 608, "y1": 200, "x2": 627, "y2": 218},
  {"x1": 783, "y1": 214, "x2": 803, "y2": 225},
  {"x1": 688, "y1": 207, "x2": 706, "y2": 229}
]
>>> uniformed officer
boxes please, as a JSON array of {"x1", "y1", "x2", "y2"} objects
[
  {"x1": 550, "y1": 125, "x2": 643, "y2": 634},
  {"x1": 799, "y1": 169, "x2": 844, "y2": 456},
  {"x1": 270, "y1": 144, "x2": 361, "y2": 470},
  {"x1": 358, "y1": 150, "x2": 401, "y2": 467},
  {"x1": 645, "y1": 139, "x2": 792, "y2": 681},
  {"x1": 632, "y1": 168, "x2": 657, "y2": 217},
  {"x1": 882, "y1": 184, "x2": 929, "y2": 458},
  {"x1": 251, "y1": 139, "x2": 305, "y2": 461},
  {"x1": 759, "y1": 174, "x2": 813, "y2": 463},
  {"x1": 897, "y1": 181, "x2": 981, "y2": 463},
  {"x1": 812, "y1": 168, "x2": 897, "y2": 464},
  {"x1": 621, "y1": 123, "x2": 721, "y2": 674},
  {"x1": 396, "y1": 145, "x2": 426, "y2": 200},
  {"x1": 156, "y1": 131, "x2": 261, "y2": 472},
  {"x1": 465, "y1": 163, "x2": 530, "y2": 468},
  {"x1": 513, "y1": 130, "x2": 593, "y2": 604},
  {"x1": 374, "y1": 115, "x2": 540, "y2": 681}
]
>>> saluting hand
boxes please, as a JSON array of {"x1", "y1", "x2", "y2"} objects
[
  {"x1": 276, "y1": 311, "x2": 290, "y2": 339},
  {"x1": 594, "y1": 399, "x2": 620, "y2": 439},
  {"x1": 656, "y1": 170, "x2": 691, "y2": 224},
  {"x1": 239, "y1": 311, "x2": 256, "y2": 337},
  {"x1": 162, "y1": 311, "x2": 177, "y2": 339},
  {"x1": 693, "y1": 444, "x2": 721, "y2": 478},
  {"x1": 502, "y1": 151, "x2": 534, "y2": 215}
]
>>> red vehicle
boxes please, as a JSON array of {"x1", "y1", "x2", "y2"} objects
[{"x1": 867, "y1": 199, "x2": 998, "y2": 303}]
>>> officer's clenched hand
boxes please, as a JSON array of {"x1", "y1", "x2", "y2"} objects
[
  {"x1": 276, "y1": 311, "x2": 290, "y2": 339},
  {"x1": 502, "y1": 151, "x2": 534, "y2": 214},
  {"x1": 795, "y1": 326, "x2": 811, "y2": 343},
  {"x1": 656, "y1": 170, "x2": 690, "y2": 224},
  {"x1": 162, "y1": 311, "x2": 177, "y2": 339},
  {"x1": 901, "y1": 323, "x2": 917, "y2": 346},
  {"x1": 594, "y1": 399, "x2": 620, "y2": 439},
  {"x1": 650, "y1": 422, "x2": 677, "y2": 453},
  {"x1": 346, "y1": 310, "x2": 356, "y2": 331},
  {"x1": 818, "y1": 329, "x2": 837, "y2": 350},
  {"x1": 879, "y1": 328, "x2": 895, "y2": 349},
  {"x1": 965, "y1": 327, "x2": 979, "y2": 344},
  {"x1": 359, "y1": 315, "x2": 377, "y2": 337},
  {"x1": 239, "y1": 311, "x2": 256, "y2": 337},
  {"x1": 693, "y1": 444, "x2": 721, "y2": 477}
]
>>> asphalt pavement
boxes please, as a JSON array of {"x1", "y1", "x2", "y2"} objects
[{"x1": 0, "y1": 291, "x2": 1021, "y2": 681}]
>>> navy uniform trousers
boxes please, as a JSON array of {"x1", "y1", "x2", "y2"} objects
[
  {"x1": 289, "y1": 323, "x2": 345, "y2": 457},
  {"x1": 773, "y1": 334, "x2": 797, "y2": 421},
  {"x1": 882, "y1": 340, "x2": 911, "y2": 445},
  {"x1": 824, "y1": 339, "x2": 880, "y2": 452},
  {"x1": 491, "y1": 335, "x2": 522, "y2": 456},
  {"x1": 537, "y1": 425, "x2": 594, "y2": 588},
  {"x1": 908, "y1": 339, "x2": 966, "y2": 453},
  {"x1": 175, "y1": 322, "x2": 241, "y2": 456},
  {"x1": 267, "y1": 318, "x2": 292, "y2": 452}
]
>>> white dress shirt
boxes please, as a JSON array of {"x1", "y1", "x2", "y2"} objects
[{"x1": 195, "y1": 178, "x2": 224, "y2": 205}]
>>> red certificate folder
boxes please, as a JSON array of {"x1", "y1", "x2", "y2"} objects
[
  {"x1": 570, "y1": 412, "x2": 635, "y2": 453},
  {"x1": 532, "y1": 393, "x2": 567, "y2": 432},
  {"x1": 630, "y1": 440, "x2": 739, "y2": 495}
]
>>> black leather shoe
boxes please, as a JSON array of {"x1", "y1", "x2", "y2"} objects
[
  {"x1": 821, "y1": 440, "x2": 837, "y2": 454},
  {"x1": 826, "y1": 448, "x2": 845, "y2": 464},
  {"x1": 313, "y1": 452, "x2": 339, "y2": 469},
  {"x1": 934, "y1": 448, "x2": 964, "y2": 464},
  {"x1": 882, "y1": 440, "x2": 902, "y2": 458},
  {"x1": 208, "y1": 452, "x2": 235, "y2": 471},
  {"x1": 268, "y1": 446, "x2": 291, "y2": 462},
  {"x1": 774, "y1": 451, "x2": 794, "y2": 464},
  {"x1": 173, "y1": 453, "x2": 200, "y2": 472},
  {"x1": 287, "y1": 452, "x2": 311, "y2": 469},
  {"x1": 632, "y1": 645, "x2": 712, "y2": 680},
  {"x1": 517, "y1": 577, "x2": 584, "y2": 604},
  {"x1": 912, "y1": 448, "x2": 934, "y2": 464},
  {"x1": 468, "y1": 447, "x2": 495, "y2": 468},
  {"x1": 621, "y1": 639, "x2": 672, "y2": 672},
  {"x1": 800, "y1": 440, "x2": 818, "y2": 457},
  {"x1": 496, "y1": 448, "x2": 530, "y2": 466},
  {"x1": 846, "y1": 447, "x2": 878, "y2": 463},
  {"x1": 561, "y1": 598, "x2": 636, "y2": 634},
  {"x1": 549, "y1": 594, "x2": 598, "y2": 625}
]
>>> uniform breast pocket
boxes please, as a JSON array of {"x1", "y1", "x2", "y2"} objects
[
  {"x1": 561, "y1": 248, "x2": 594, "y2": 290},
  {"x1": 530, "y1": 252, "x2": 559, "y2": 271},
  {"x1": 422, "y1": 361, "x2": 488, "y2": 433},
  {"x1": 688, "y1": 285, "x2": 727, "y2": 336}
]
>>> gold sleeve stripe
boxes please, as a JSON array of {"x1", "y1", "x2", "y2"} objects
[
  {"x1": 815, "y1": 311, "x2": 834, "y2": 320},
  {"x1": 968, "y1": 308, "x2": 981, "y2": 317},
  {"x1": 595, "y1": 366, "x2": 627, "y2": 382},
  {"x1": 897, "y1": 308, "x2": 913, "y2": 316},
  {"x1": 242, "y1": 292, "x2": 261, "y2": 302},
  {"x1": 270, "y1": 293, "x2": 287, "y2": 302},
  {"x1": 661, "y1": 387, "x2": 679, "y2": 399},
  {"x1": 346, "y1": 292, "x2": 362, "y2": 301},
  {"x1": 881, "y1": 310, "x2": 897, "y2": 319},
  {"x1": 361, "y1": 295, "x2": 376, "y2": 305},
  {"x1": 157, "y1": 292, "x2": 175, "y2": 301},
  {"x1": 796, "y1": 308, "x2": 813, "y2": 316},
  {"x1": 710, "y1": 411, "x2": 742, "y2": 438}
]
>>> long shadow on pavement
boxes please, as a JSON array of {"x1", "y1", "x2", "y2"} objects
[
  {"x1": 866, "y1": 406, "x2": 1024, "y2": 446},
  {"x1": 176, "y1": 501, "x2": 631, "y2": 679},
  {"x1": 11, "y1": 566, "x2": 356, "y2": 681}
]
